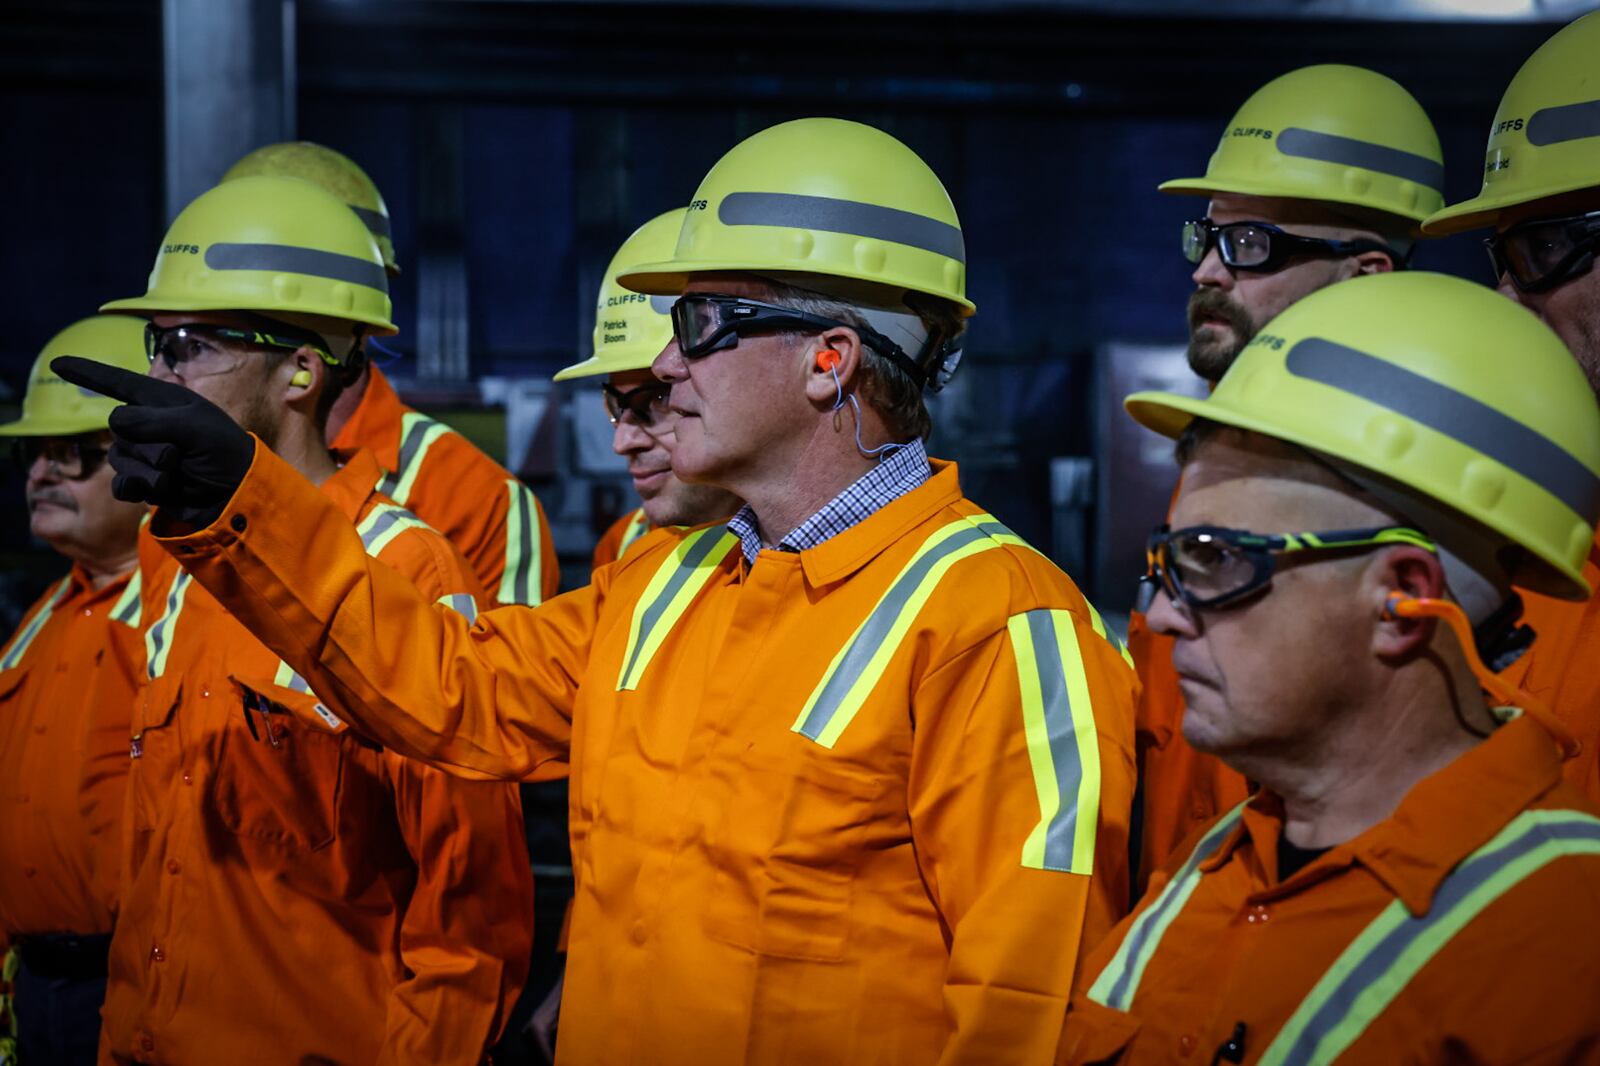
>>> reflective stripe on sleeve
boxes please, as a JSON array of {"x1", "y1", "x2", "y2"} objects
[
  {"x1": 1008, "y1": 608, "x2": 1102, "y2": 874},
  {"x1": 357, "y1": 502, "x2": 430, "y2": 557},
  {"x1": 377, "y1": 413, "x2": 450, "y2": 506},
  {"x1": 1258, "y1": 808, "x2": 1600, "y2": 1066},
  {"x1": 110, "y1": 570, "x2": 143, "y2": 628},
  {"x1": 616, "y1": 527, "x2": 740, "y2": 691},
  {"x1": 437, "y1": 592, "x2": 479, "y2": 623},
  {"x1": 0, "y1": 576, "x2": 72, "y2": 671},
  {"x1": 145, "y1": 572, "x2": 194, "y2": 680},
  {"x1": 1088, "y1": 803, "x2": 1249, "y2": 1010},
  {"x1": 497, "y1": 479, "x2": 544, "y2": 606}
]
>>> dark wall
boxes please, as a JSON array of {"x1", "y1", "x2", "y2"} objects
[{"x1": 0, "y1": 0, "x2": 1564, "y2": 613}]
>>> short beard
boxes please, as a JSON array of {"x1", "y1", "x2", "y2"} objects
[{"x1": 1186, "y1": 288, "x2": 1258, "y2": 383}]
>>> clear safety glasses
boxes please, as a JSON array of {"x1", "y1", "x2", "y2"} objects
[
  {"x1": 144, "y1": 322, "x2": 338, "y2": 380},
  {"x1": 1484, "y1": 209, "x2": 1600, "y2": 294},
  {"x1": 1182, "y1": 218, "x2": 1403, "y2": 274},
  {"x1": 1139, "y1": 523, "x2": 1436, "y2": 613}
]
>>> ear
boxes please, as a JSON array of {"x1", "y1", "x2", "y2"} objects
[
  {"x1": 284, "y1": 348, "x2": 322, "y2": 405},
  {"x1": 802, "y1": 324, "x2": 865, "y2": 408},
  {"x1": 1369, "y1": 545, "x2": 1447, "y2": 659},
  {"x1": 1353, "y1": 247, "x2": 1398, "y2": 276}
]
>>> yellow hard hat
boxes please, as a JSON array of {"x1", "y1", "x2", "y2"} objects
[
  {"x1": 102, "y1": 175, "x2": 397, "y2": 336},
  {"x1": 0, "y1": 316, "x2": 151, "y2": 437},
  {"x1": 1424, "y1": 12, "x2": 1600, "y2": 235},
  {"x1": 554, "y1": 209, "x2": 684, "y2": 382},
  {"x1": 1161, "y1": 65, "x2": 1445, "y2": 226},
  {"x1": 1125, "y1": 272, "x2": 1600, "y2": 601},
  {"x1": 619, "y1": 118, "x2": 973, "y2": 315},
  {"x1": 223, "y1": 141, "x2": 399, "y2": 274}
]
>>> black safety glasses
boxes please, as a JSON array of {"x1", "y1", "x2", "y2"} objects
[
  {"x1": 668, "y1": 293, "x2": 957, "y2": 392},
  {"x1": 10, "y1": 435, "x2": 110, "y2": 480},
  {"x1": 144, "y1": 322, "x2": 338, "y2": 378},
  {"x1": 602, "y1": 380, "x2": 672, "y2": 428},
  {"x1": 1139, "y1": 523, "x2": 1436, "y2": 612},
  {"x1": 1182, "y1": 218, "x2": 1403, "y2": 274},
  {"x1": 1485, "y1": 209, "x2": 1600, "y2": 294}
]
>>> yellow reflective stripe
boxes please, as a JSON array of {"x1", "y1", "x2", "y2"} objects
[
  {"x1": 1259, "y1": 808, "x2": 1600, "y2": 1066},
  {"x1": 110, "y1": 570, "x2": 143, "y2": 628},
  {"x1": 1082, "y1": 598, "x2": 1135, "y2": 671},
  {"x1": 618, "y1": 509, "x2": 652, "y2": 559},
  {"x1": 792, "y1": 514, "x2": 1017, "y2": 748},
  {"x1": 616, "y1": 527, "x2": 739, "y2": 691},
  {"x1": 144, "y1": 572, "x2": 193, "y2": 679},
  {"x1": 357, "y1": 502, "x2": 430, "y2": 558},
  {"x1": 272, "y1": 658, "x2": 312, "y2": 694},
  {"x1": 1088, "y1": 802, "x2": 1250, "y2": 1010},
  {"x1": 1007, "y1": 608, "x2": 1102, "y2": 874},
  {"x1": 377, "y1": 412, "x2": 449, "y2": 506},
  {"x1": 498, "y1": 479, "x2": 544, "y2": 606},
  {"x1": 0, "y1": 577, "x2": 72, "y2": 671},
  {"x1": 437, "y1": 592, "x2": 479, "y2": 623}
]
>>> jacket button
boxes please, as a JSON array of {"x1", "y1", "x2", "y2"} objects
[
  {"x1": 231, "y1": 513, "x2": 248, "y2": 532},
  {"x1": 182, "y1": 772, "x2": 193, "y2": 786},
  {"x1": 1178, "y1": 1033, "x2": 1195, "y2": 1055},
  {"x1": 150, "y1": 945, "x2": 166, "y2": 962},
  {"x1": 631, "y1": 920, "x2": 648, "y2": 945},
  {"x1": 167, "y1": 859, "x2": 182, "y2": 875}
]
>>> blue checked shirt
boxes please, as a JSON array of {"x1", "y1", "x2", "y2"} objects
[{"x1": 728, "y1": 440, "x2": 931, "y2": 567}]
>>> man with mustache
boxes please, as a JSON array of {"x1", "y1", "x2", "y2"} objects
[
  {"x1": 0, "y1": 318, "x2": 149, "y2": 1065},
  {"x1": 555, "y1": 208, "x2": 741, "y2": 571},
  {"x1": 1132, "y1": 65, "x2": 1445, "y2": 886},
  {"x1": 1423, "y1": 10, "x2": 1600, "y2": 804}
]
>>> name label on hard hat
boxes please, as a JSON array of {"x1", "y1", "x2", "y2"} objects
[
  {"x1": 162, "y1": 243, "x2": 200, "y2": 255},
  {"x1": 1486, "y1": 151, "x2": 1513, "y2": 174},
  {"x1": 1494, "y1": 117, "x2": 1526, "y2": 135},
  {"x1": 1249, "y1": 333, "x2": 1287, "y2": 352},
  {"x1": 1230, "y1": 127, "x2": 1274, "y2": 140},
  {"x1": 607, "y1": 294, "x2": 648, "y2": 307},
  {"x1": 688, "y1": 199, "x2": 709, "y2": 211}
]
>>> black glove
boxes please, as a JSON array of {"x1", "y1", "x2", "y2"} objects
[{"x1": 51, "y1": 356, "x2": 256, "y2": 530}]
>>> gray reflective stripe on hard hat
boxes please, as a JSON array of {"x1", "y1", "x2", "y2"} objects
[
  {"x1": 1527, "y1": 98, "x2": 1600, "y2": 148},
  {"x1": 205, "y1": 242, "x2": 389, "y2": 293},
  {"x1": 1275, "y1": 128, "x2": 1445, "y2": 194},
  {"x1": 1087, "y1": 802, "x2": 1249, "y2": 1011},
  {"x1": 0, "y1": 576, "x2": 71, "y2": 671},
  {"x1": 1008, "y1": 607, "x2": 1103, "y2": 875},
  {"x1": 1285, "y1": 337, "x2": 1600, "y2": 522},
  {"x1": 719, "y1": 191, "x2": 966, "y2": 263},
  {"x1": 649, "y1": 295, "x2": 675, "y2": 314},
  {"x1": 349, "y1": 205, "x2": 392, "y2": 239},
  {"x1": 1258, "y1": 809, "x2": 1600, "y2": 1066}
]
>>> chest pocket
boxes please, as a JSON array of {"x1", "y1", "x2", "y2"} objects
[
  {"x1": 704, "y1": 741, "x2": 886, "y2": 962},
  {"x1": 130, "y1": 676, "x2": 184, "y2": 834},
  {"x1": 208, "y1": 676, "x2": 345, "y2": 853}
]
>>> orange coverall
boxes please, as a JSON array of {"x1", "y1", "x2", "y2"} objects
[
  {"x1": 1504, "y1": 529, "x2": 1600, "y2": 803},
  {"x1": 332, "y1": 364, "x2": 559, "y2": 605},
  {"x1": 1061, "y1": 714, "x2": 1600, "y2": 1064},
  {"x1": 589, "y1": 506, "x2": 651, "y2": 571},
  {"x1": 157, "y1": 445, "x2": 1140, "y2": 1065},
  {"x1": 0, "y1": 565, "x2": 143, "y2": 946},
  {"x1": 103, "y1": 450, "x2": 533, "y2": 1066}
]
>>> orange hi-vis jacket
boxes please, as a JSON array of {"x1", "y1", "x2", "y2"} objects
[
  {"x1": 1127, "y1": 611, "x2": 1249, "y2": 891},
  {"x1": 332, "y1": 364, "x2": 559, "y2": 606},
  {"x1": 1061, "y1": 713, "x2": 1600, "y2": 1064},
  {"x1": 590, "y1": 506, "x2": 651, "y2": 571},
  {"x1": 1504, "y1": 528, "x2": 1600, "y2": 803},
  {"x1": 0, "y1": 563, "x2": 143, "y2": 945},
  {"x1": 104, "y1": 450, "x2": 533, "y2": 1066},
  {"x1": 157, "y1": 445, "x2": 1140, "y2": 1065}
]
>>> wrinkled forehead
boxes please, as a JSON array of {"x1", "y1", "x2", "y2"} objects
[{"x1": 1173, "y1": 428, "x2": 1391, "y2": 532}]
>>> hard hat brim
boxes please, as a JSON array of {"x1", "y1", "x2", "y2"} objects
[
  {"x1": 99, "y1": 295, "x2": 400, "y2": 337},
  {"x1": 1123, "y1": 387, "x2": 1592, "y2": 602},
  {"x1": 618, "y1": 260, "x2": 978, "y2": 316},
  {"x1": 1423, "y1": 178, "x2": 1600, "y2": 236},
  {"x1": 0, "y1": 415, "x2": 115, "y2": 438},
  {"x1": 1157, "y1": 176, "x2": 1432, "y2": 226}
]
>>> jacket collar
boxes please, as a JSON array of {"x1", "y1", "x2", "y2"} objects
[
  {"x1": 323, "y1": 448, "x2": 387, "y2": 523},
  {"x1": 329, "y1": 366, "x2": 404, "y2": 471},
  {"x1": 797, "y1": 459, "x2": 966, "y2": 588}
]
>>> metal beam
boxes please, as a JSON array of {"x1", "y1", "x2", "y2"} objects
[{"x1": 162, "y1": 0, "x2": 296, "y2": 221}]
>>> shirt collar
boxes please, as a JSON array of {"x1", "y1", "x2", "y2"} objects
[
  {"x1": 1202, "y1": 714, "x2": 1569, "y2": 916},
  {"x1": 727, "y1": 439, "x2": 931, "y2": 567}
]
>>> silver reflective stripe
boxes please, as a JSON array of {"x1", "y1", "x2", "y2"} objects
[
  {"x1": 1527, "y1": 99, "x2": 1600, "y2": 147},
  {"x1": 378, "y1": 414, "x2": 447, "y2": 504},
  {"x1": 1285, "y1": 336, "x2": 1600, "y2": 522},
  {"x1": 204, "y1": 242, "x2": 388, "y2": 293},
  {"x1": 498, "y1": 480, "x2": 540, "y2": 606},
  {"x1": 360, "y1": 507, "x2": 418, "y2": 551},
  {"x1": 437, "y1": 592, "x2": 479, "y2": 623},
  {"x1": 718, "y1": 191, "x2": 966, "y2": 262},
  {"x1": 350, "y1": 205, "x2": 391, "y2": 239},
  {"x1": 1276, "y1": 127, "x2": 1445, "y2": 194},
  {"x1": 649, "y1": 295, "x2": 675, "y2": 314},
  {"x1": 145, "y1": 572, "x2": 193, "y2": 680},
  {"x1": 111, "y1": 570, "x2": 143, "y2": 627},
  {"x1": 1013, "y1": 608, "x2": 1101, "y2": 874},
  {"x1": 1259, "y1": 809, "x2": 1600, "y2": 1065},
  {"x1": 0, "y1": 577, "x2": 72, "y2": 671}
]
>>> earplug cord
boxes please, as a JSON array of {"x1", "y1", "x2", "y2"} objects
[
  {"x1": 1385, "y1": 593, "x2": 1575, "y2": 756},
  {"x1": 830, "y1": 365, "x2": 905, "y2": 460}
]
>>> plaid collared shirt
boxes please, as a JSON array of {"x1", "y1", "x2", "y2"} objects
[{"x1": 727, "y1": 439, "x2": 931, "y2": 567}]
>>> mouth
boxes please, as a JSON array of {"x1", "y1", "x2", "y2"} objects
[
  {"x1": 28, "y1": 497, "x2": 74, "y2": 513},
  {"x1": 1193, "y1": 313, "x2": 1234, "y2": 332},
  {"x1": 630, "y1": 467, "x2": 671, "y2": 493}
]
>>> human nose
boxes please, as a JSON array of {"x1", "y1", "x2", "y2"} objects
[
  {"x1": 651, "y1": 339, "x2": 688, "y2": 384},
  {"x1": 612, "y1": 415, "x2": 655, "y2": 457},
  {"x1": 1144, "y1": 581, "x2": 1200, "y2": 639},
  {"x1": 1191, "y1": 245, "x2": 1234, "y2": 291}
]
